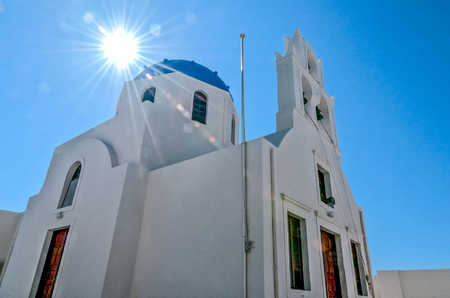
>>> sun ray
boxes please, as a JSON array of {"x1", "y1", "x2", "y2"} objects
[{"x1": 50, "y1": 0, "x2": 203, "y2": 105}]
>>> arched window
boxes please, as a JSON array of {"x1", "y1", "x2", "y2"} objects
[
  {"x1": 142, "y1": 87, "x2": 156, "y2": 103},
  {"x1": 58, "y1": 162, "x2": 81, "y2": 208},
  {"x1": 307, "y1": 52, "x2": 316, "y2": 76},
  {"x1": 231, "y1": 116, "x2": 236, "y2": 145},
  {"x1": 192, "y1": 91, "x2": 207, "y2": 124},
  {"x1": 316, "y1": 97, "x2": 334, "y2": 144},
  {"x1": 301, "y1": 76, "x2": 312, "y2": 108}
]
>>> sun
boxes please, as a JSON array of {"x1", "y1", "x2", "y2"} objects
[
  {"x1": 100, "y1": 27, "x2": 139, "y2": 69},
  {"x1": 72, "y1": 11, "x2": 168, "y2": 81}
]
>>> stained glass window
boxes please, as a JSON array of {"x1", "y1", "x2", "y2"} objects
[
  {"x1": 351, "y1": 242, "x2": 368, "y2": 296},
  {"x1": 321, "y1": 230, "x2": 343, "y2": 298},
  {"x1": 288, "y1": 213, "x2": 306, "y2": 290}
]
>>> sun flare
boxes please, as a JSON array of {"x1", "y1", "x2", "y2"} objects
[{"x1": 100, "y1": 27, "x2": 139, "y2": 69}]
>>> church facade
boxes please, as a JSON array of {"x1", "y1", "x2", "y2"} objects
[{"x1": 0, "y1": 29, "x2": 374, "y2": 298}]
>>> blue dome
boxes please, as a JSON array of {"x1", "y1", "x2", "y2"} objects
[{"x1": 135, "y1": 59, "x2": 230, "y2": 92}]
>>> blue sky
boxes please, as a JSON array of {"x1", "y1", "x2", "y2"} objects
[{"x1": 1, "y1": 0, "x2": 449, "y2": 273}]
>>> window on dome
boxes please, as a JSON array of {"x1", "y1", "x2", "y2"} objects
[
  {"x1": 231, "y1": 116, "x2": 236, "y2": 145},
  {"x1": 58, "y1": 162, "x2": 81, "y2": 208},
  {"x1": 142, "y1": 87, "x2": 156, "y2": 103},
  {"x1": 192, "y1": 91, "x2": 207, "y2": 124}
]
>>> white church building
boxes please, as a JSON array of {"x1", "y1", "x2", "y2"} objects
[{"x1": 0, "y1": 29, "x2": 375, "y2": 298}]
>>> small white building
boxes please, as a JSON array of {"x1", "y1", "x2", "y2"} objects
[
  {"x1": 374, "y1": 269, "x2": 450, "y2": 298},
  {"x1": 0, "y1": 29, "x2": 374, "y2": 298}
]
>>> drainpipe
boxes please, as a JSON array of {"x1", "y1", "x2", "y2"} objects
[{"x1": 270, "y1": 148, "x2": 279, "y2": 298}]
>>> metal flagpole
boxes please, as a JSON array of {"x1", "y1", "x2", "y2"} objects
[
  {"x1": 240, "y1": 33, "x2": 246, "y2": 144},
  {"x1": 240, "y1": 32, "x2": 252, "y2": 298}
]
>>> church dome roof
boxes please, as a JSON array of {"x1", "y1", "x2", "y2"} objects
[{"x1": 135, "y1": 59, "x2": 230, "y2": 92}]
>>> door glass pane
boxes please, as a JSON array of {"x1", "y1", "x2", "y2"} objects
[
  {"x1": 321, "y1": 231, "x2": 342, "y2": 298},
  {"x1": 288, "y1": 213, "x2": 305, "y2": 290},
  {"x1": 36, "y1": 228, "x2": 69, "y2": 298}
]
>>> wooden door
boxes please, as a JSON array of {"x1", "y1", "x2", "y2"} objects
[
  {"x1": 321, "y1": 230, "x2": 342, "y2": 298},
  {"x1": 35, "y1": 228, "x2": 69, "y2": 298}
]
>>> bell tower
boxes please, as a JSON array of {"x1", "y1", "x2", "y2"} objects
[{"x1": 275, "y1": 29, "x2": 338, "y2": 148}]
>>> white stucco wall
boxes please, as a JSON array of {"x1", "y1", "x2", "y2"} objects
[
  {"x1": 127, "y1": 120, "x2": 373, "y2": 298},
  {"x1": 130, "y1": 143, "x2": 245, "y2": 298},
  {"x1": 375, "y1": 269, "x2": 450, "y2": 298},
  {"x1": 0, "y1": 210, "x2": 21, "y2": 278},
  {"x1": 0, "y1": 211, "x2": 20, "y2": 261},
  {"x1": 266, "y1": 119, "x2": 373, "y2": 298},
  {"x1": 0, "y1": 138, "x2": 134, "y2": 298}
]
